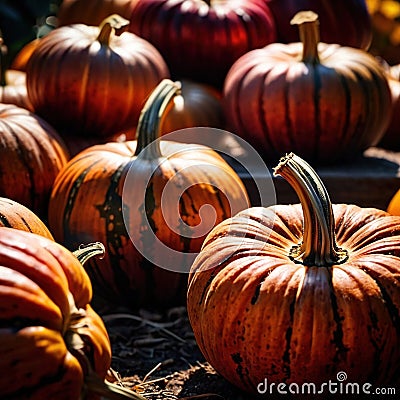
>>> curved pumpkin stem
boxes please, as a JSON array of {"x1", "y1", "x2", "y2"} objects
[
  {"x1": 134, "y1": 79, "x2": 182, "y2": 159},
  {"x1": 273, "y1": 153, "x2": 348, "y2": 266},
  {"x1": 290, "y1": 10, "x2": 320, "y2": 64},
  {"x1": 73, "y1": 242, "x2": 105, "y2": 265},
  {"x1": 97, "y1": 14, "x2": 130, "y2": 45}
]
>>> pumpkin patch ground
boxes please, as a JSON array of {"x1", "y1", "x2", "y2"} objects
[{"x1": 100, "y1": 304, "x2": 251, "y2": 400}]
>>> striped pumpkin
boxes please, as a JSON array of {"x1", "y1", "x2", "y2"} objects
[
  {"x1": 187, "y1": 153, "x2": 400, "y2": 393},
  {"x1": 223, "y1": 11, "x2": 392, "y2": 164},
  {"x1": 0, "y1": 228, "x2": 111, "y2": 399},
  {"x1": 26, "y1": 14, "x2": 169, "y2": 138},
  {"x1": 48, "y1": 79, "x2": 249, "y2": 309},
  {"x1": 0, "y1": 197, "x2": 54, "y2": 239},
  {"x1": 0, "y1": 103, "x2": 69, "y2": 220}
]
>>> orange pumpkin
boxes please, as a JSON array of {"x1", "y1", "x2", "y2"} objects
[
  {"x1": 26, "y1": 14, "x2": 169, "y2": 138},
  {"x1": 0, "y1": 228, "x2": 111, "y2": 399},
  {"x1": 0, "y1": 39, "x2": 33, "y2": 110},
  {"x1": 223, "y1": 11, "x2": 392, "y2": 164},
  {"x1": 48, "y1": 79, "x2": 249, "y2": 309},
  {"x1": 0, "y1": 197, "x2": 54, "y2": 239},
  {"x1": 0, "y1": 104, "x2": 69, "y2": 220},
  {"x1": 188, "y1": 153, "x2": 400, "y2": 394},
  {"x1": 10, "y1": 38, "x2": 41, "y2": 72}
]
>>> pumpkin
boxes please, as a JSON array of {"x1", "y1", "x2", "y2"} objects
[
  {"x1": 223, "y1": 11, "x2": 392, "y2": 164},
  {"x1": 0, "y1": 228, "x2": 144, "y2": 399},
  {"x1": 0, "y1": 197, "x2": 54, "y2": 239},
  {"x1": 128, "y1": 0, "x2": 277, "y2": 88},
  {"x1": 187, "y1": 152, "x2": 400, "y2": 394},
  {"x1": 265, "y1": 0, "x2": 372, "y2": 49},
  {"x1": 110, "y1": 79, "x2": 226, "y2": 142},
  {"x1": 0, "y1": 39, "x2": 33, "y2": 110},
  {"x1": 377, "y1": 63, "x2": 400, "y2": 150},
  {"x1": 48, "y1": 79, "x2": 250, "y2": 309},
  {"x1": 10, "y1": 38, "x2": 41, "y2": 72},
  {"x1": 57, "y1": 0, "x2": 138, "y2": 27},
  {"x1": 0, "y1": 103, "x2": 69, "y2": 220},
  {"x1": 26, "y1": 14, "x2": 169, "y2": 138}
]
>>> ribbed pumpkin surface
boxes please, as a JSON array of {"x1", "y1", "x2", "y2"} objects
[
  {"x1": 0, "y1": 228, "x2": 111, "y2": 399},
  {"x1": 0, "y1": 104, "x2": 69, "y2": 219},
  {"x1": 0, "y1": 197, "x2": 54, "y2": 239},
  {"x1": 188, "y1": 154, "x2": 400, "y2": 393},
  {"x1": 26, "y1": 15, "x2": 169, "y2": 137},
  {"x1": 223, "y1": 11, "x2": 392, "y2": 164}
]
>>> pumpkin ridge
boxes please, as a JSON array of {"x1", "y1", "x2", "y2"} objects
[{"x1": 0, "y1": 211, "x2": 12, "y2": 227}]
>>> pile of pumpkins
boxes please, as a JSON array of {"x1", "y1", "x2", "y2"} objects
[{"x1": 0, "y1": 0, "x2": 399, "y2": 398}]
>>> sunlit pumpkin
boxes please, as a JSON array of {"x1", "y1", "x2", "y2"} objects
[
  {"x1": 0, "y1": 197, "x2": 54, "y2": 239},
  {"x1": 26, "y1": 14, "x2": 169, "y2": 138},
  {"x1": 48, "y1": 79, "x2": 250, "y2": 309},
  {"x1": 0, "y1": 228, "x2": 121, "y2": 399},
  {"x1": 188, "y1": 152, "x2": 400, "y2": 394},
  {"x1": 223, "y1": 11, "x2": 392, "y2": 164},
  {"x1": 128, "y1": 0, "x2": 277, "y2": 87},
  {"x1": 0, "y1": 103, "x2": 69, "y2": 220}
]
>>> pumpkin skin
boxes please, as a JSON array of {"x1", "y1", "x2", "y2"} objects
[
  {"x1": 10, "y1": 38, "x2": 41, "y2": 72},
  {"x1": 377, "y1": 63, "x2": 400, "y2": 151},
  {"x1": 187, "y1": 153, "x2": 400, "y2": 394},
  {"x1": 0, "y1": 70, "x2": 33, "y2": 111},
  {"x1": 0, "y1": 197, "x2": 54, "y2": 239},
  {"x1": 26, "y1": 15, "x2": 169, "y2": 138},
  {"x1": 128, "y1": 0, "x2": 277, "y2": 87},
  {"x1": 265, "y1": 0, "x2": 372, "y2": 49},
  {"x1": 0, "y1": 104, "x2": 69, "y2": 220},
  {"x1": 57, "y1": 0, "x2": 138, "y2": 27},
  {"x1": 223, "y1": 11, "x2": 392, "y2": 164},
  {"x1": 0, "y1": 228, "x2": 111, "y2": 400},
  {"x1": 48, "y1": 79, "x2": 250, "y2": 309}
]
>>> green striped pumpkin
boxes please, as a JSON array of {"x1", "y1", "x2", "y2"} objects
[
  {"x1": 187, "y1": 153, "x2": 400, "y2": 394},
  {"x1": 223, "y1": 11, "x2": 392, "y2": 164},
  {"x1": 48, "y1": 79, "x2": 249, "y2": 309}
]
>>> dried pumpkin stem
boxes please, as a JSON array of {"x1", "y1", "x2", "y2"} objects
[
  {"x1": 134, "y1": 79, "x2": 181, "y2": 159},
  {"x1": 97, "y1": 14, "x2": 130, "y2": 45},
  {"x1": 273, "y1": 153, "x2": 348, "y2": 266},
  {"x1": 290, "y1": 11, "x2": 320, "y2": 64},
  {"x1": 73, "y1": 242, "x2": 105, "y2": 265}
]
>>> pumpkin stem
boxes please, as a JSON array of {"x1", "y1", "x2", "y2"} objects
[
  {"x1": 290, "y1": 10, "x2": 320, "y2": 64},
  {"x1": 134, "y1": 79, "x2": 181, "y2": 159},
  {"x1": 73, "y1": 242, "x2": 105, "y2": 266},
  {"x1": 273, "y1": 153, "x2": 348, "y2": 266},
  {"x1": 97, "y1": 14, "x2": 130, "y2": 45}
]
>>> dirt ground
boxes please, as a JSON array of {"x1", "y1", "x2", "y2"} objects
[{"x1": 99, "y1": 305, "x2": 256, "y2": 400}]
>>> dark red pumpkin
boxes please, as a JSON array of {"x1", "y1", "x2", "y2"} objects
[
  {"x1": 265, "y1": 0, "x2": 372, "y2": 49},
  {"x1": 187, "y1": 152, "x2": 400, "y2": 394},
  {"x1": 26, "y1": 14, "x2": 169, "y2": 138},
  {"x1": 48, "y1": 79, "x2": 250, "y2": 309},
  {"x1": 128, "y1": 0, "x2": 277, "y2": 87},
  {"x1": 223, "y1": 11, "x2": 392, "y2": 164},
  {"x1": 57, "y1": 0, "x2": 138, "y2": 27}
]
